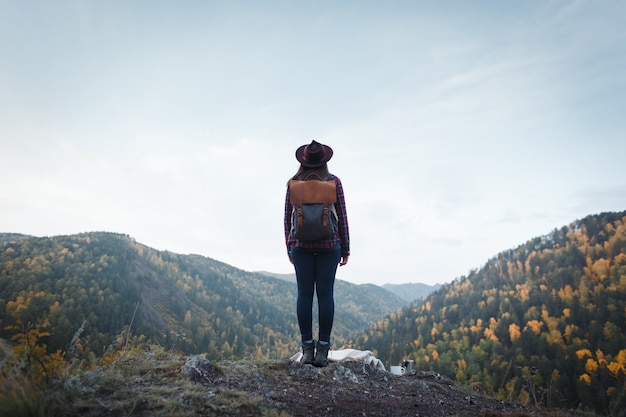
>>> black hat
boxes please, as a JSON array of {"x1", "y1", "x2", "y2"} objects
[{"x1": 295, "y1": 140, "x2": 333, "y2": 167}]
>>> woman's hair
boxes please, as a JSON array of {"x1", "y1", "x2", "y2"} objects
[{"x1": 290, "y1": 164, "x2": 330, "y2": 182}]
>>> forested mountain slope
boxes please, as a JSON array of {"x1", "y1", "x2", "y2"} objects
[
  {"x1": 382, "y1": 282, "x2": 441, "y2": 302},
  {"x1": 259, "y1": 271, "x2": 440, "y2": 304},
  {"x1": 354, "y1": 211, "x2": 626, "y2": 416},
  {"x1": 0, "y1": 232, "x2": 405, "y2": 359}
]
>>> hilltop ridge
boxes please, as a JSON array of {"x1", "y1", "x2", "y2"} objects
[{"x1": 0, "y1": 343, "x2": 589, "y2": 417}]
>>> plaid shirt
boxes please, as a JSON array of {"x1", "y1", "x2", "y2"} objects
[{"x1": 284, "y1": 174, "x2": 350, "y2": 257}]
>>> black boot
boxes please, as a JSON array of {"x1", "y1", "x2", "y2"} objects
[
  {"x1": 313, "y1": 341, "x2": 330, "y2": 367},
  {"x1": 301, "y1": 340, "x2": 315, "y2": 365}
]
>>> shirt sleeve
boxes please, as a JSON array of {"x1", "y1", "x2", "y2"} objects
[
  {"x1": 334, "y1": 176, "x2": 350, "y2": 257},
  {"x1": 284, "y1": 185, "x2": 292, "y2": 252}
]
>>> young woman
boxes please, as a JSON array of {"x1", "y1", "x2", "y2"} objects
[{"x1": 284, "y1": 140, "x2": 350, "y2": 367}]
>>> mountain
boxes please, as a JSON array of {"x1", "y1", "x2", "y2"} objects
[
  {"x1": 255, "y1": 271, "x2": 409, "y2": 326},
  {"x1": 256, "y1": 271, "x2": 297, "y2": 282},
  {"x1": 0, "y1": 232, "x2": 405, "y2": 359},
  {"x1": 258, "y1": 271, "x2": 439, "y2": 305},
  {"x1": 353, "y1": 211, "x2": 626, "y2": 416},
  {"x1": 0, "y1": 233, "x2": 31, "y2": 244},
  {"x1": 382, "y1": 282, "x2": 441, "y2": 303}
]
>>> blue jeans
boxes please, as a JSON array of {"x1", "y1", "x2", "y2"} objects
[{"x1": 290, "y1": 244, "x2": 341, "y2": 344}]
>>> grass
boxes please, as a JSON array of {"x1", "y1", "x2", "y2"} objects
[
  {"x1": 0, "y1": 344, "x2": 289, "y2": 417},
  {"x1": 0, "y1": 377, "x2": 45, "y2": 417}
]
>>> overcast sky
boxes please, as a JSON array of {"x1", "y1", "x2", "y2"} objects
[{"x1": 2, "y1": 1, "x2": 625, "y2": 286}]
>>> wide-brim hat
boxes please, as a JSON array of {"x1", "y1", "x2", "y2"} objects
[{"x1": 295, "y1": 140, "x2": 333, "y2": 167}]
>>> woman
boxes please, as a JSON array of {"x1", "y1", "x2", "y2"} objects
[{"x1": 284, "y1": 140, "x2": 350, "y2": 367}]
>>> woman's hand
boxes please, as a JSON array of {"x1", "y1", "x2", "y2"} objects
[{"x1": 339, "y1": 255, "x2": 349, "y2": 266}]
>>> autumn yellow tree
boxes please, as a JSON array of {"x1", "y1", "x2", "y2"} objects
[{"x1": 4, "y1": 292, "x2": 66, "y2": 384}]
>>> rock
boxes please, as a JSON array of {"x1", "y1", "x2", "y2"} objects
[{"x1": 181, "y1": 354, "x2": 220, "y2": 385}]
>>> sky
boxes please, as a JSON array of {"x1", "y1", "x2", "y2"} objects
[{"x1": 1, "y1": 1, "x2": 625, "y2": 286}]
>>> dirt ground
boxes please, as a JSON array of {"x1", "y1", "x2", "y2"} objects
[{"x1": 197, "y1": 358, "x2": 591, "y2": 417}]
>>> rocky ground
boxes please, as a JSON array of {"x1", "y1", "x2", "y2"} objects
[
  {"x1": 8, "y1": 348, "x2": 596, "y2": 417},
  {"x1": 181, "y1": 355, "x2": 591, "y2": 417}
]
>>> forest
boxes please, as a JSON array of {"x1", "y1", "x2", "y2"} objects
[{"x1": 354, "y1": 211, "x2": 626, "y2": 416}]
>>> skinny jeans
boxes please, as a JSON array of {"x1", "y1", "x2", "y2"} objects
[{"x1": 290, "y1": 244, "x2": 341, "y2": 344}]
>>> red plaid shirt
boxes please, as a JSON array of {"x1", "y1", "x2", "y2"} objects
[{"x1": 284, "y1": 174, "x2": 350, "y2": 257}]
